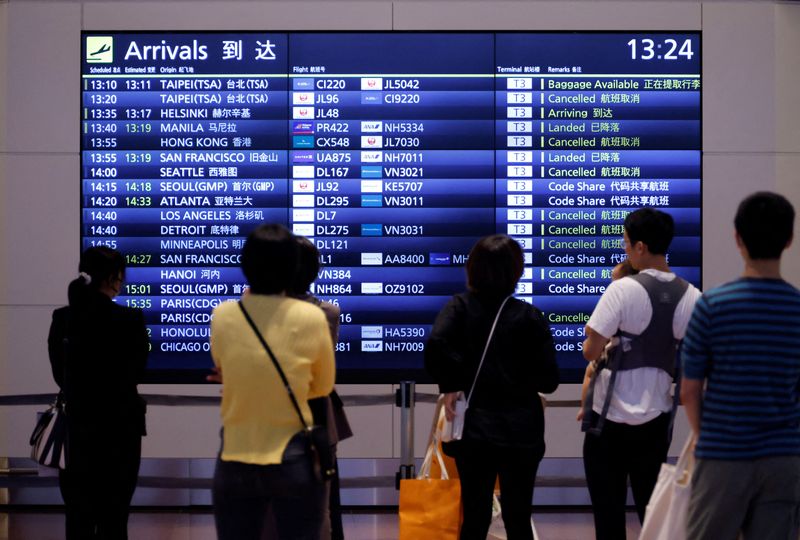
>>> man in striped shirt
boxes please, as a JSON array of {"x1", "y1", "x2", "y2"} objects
[{"x1": 681, "y1": 192, "x2": 800, "y2": 540}]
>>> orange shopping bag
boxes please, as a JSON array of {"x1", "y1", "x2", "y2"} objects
[{"x1": 399, "y1": 397, "x2": 462, "y2": 540}]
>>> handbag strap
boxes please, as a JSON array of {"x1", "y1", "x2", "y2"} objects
[
  {"x1": 465, "y1": 295, "x2": 512, "y2": 406},
  {"x1": 673, "y1": 434, "x2": 696, "y2": 484},
  {"x1": 238, "y1": 301, "x2": 309, "y2": 430},
  {"x1": 419, "y1": 403, "x2": 450, "y2": 481}
]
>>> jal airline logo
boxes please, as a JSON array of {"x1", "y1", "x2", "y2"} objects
[
  {"x1": 292, "y1": 92, "x2": 314, "y2": 105},
  {"x1": 361, "y1": 121, "x2": 383, "y2": 133},
  {"x1": 293, "y1": 107, "x2": 314, "y2": 119},
  {"x1": 361, "y1": 78, "x2": 383, "y2": 90},
  {"x1": 361, "y1": 136, "x2": 383, "y2": 149},
  {"x1": 86, "y1": 36, "x2": 113, "y2": 63},
  {"x1": 293, "y1": 180, "x2": 315, "y2": 193},
  {"x1": 361, "y1": 151, "x2": 383, "y2": 163}
]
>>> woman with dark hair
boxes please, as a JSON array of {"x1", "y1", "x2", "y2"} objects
[
  {"x1": 425, "y1": 234, "x2": 560, "y2": 540},
  {"x1": 48, "y1": 246, "x2": 149, "y2": 540},
  {"x1": 211, "y1": 224, "x2": 335, "y2": 540}
]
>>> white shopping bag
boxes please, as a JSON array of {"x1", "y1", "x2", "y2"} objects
[
  {"x1": 638, "y1": 435, "x2": 696, "y2": 540},
  {"x1": 486, "y1": 494, "x2": 540, "y2": 540},
  {"x1": 441, "y1": 391, "x2": 467, "y2": 443}
]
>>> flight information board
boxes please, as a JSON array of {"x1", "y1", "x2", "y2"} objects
[{"x1": 81, "y1": 32, "x2": 701, "y2": 383}]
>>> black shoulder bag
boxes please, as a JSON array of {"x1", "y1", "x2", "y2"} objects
[{"x1": 238, "y1": 301, "x2": 335, "y2": 483}]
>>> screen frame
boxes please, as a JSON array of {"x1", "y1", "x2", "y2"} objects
[{"x1": 80, "y1": 29, "x2": 703, "y2": 385}]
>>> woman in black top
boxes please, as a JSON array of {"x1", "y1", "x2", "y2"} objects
[
  {"x1": 425, "y1": 235, "x2": 559, "y2": 540},
  {"x1": 48, "y1": 247, "x2": 149, "y2": 540}
]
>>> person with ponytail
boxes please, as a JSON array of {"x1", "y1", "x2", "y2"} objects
[{"x1": 47, "y1": 246, "x2": 149, "y2": 540}]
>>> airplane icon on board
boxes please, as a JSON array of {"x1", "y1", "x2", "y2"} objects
[{"x1": 90, "y1": 44, "x2": 111, "y2": 56}]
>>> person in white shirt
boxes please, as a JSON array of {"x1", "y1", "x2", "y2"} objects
[{"x1": 582, "y1": 208, "x2": 701, "y2": 540}]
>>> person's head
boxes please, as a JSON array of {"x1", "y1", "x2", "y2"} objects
[
  {"x1": 611, "y1": 260, "x2": 638, "y2": 281},
  {"x1": 466, "y1": 234, "x2": 524, "y2": 300},
  {"x1": 290, "y1": 235, "x2": 320, "y2": 296},
  {"x1": 734, "y1": 192, "x2": 794, "y2": 260},
  {"x1": 623, "y1": 208, "x2": 674, "y2": 267},
  {"x1": 241, "y1": 224, "x2": 297, "y2": 295},
  {"x1": 68, "y1": 246, "x2": 126, "y2": 305}
]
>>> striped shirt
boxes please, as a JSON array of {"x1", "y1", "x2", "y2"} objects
[{"x1": 682, "y1": 278, "x2": 800, "y2": 460}]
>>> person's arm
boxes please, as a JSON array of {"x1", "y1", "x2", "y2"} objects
[
  {"x1": 577, "y1": 363, "x2": 594, "y2": 421},
  {"x1": 320, "y1": 301, "x2": 341, "y2": 344},
  {"x1": 582, "y1": 280, "x2": 625, "y2": 362},
  {"x1": 309, "y1": 314, "x2": 335, "y2": 399},
  {"x1": 424, "y1": 297, "x2": 466, "y2": 394},
  {"x1": 681, "y1": 378, "x2": 704, "y2": 435},
  {"x1": 47, "y1": 310, "x2": 66, "y2": 389},
  {"x1": 531, "y1": 310, "x2": 560, "y2": 394},
  {"x1": 680, "y1": 296, "x2": 712, "y2": 436},
  {"x1": 209, "y1": 304, "x2": 226, "y2": 379},
  {"x1": 582, "y1": 326, "x2": 609, "y2": 363},
  {"x1": 130, "y1": 308, "x2": 149, "y2": 382}
]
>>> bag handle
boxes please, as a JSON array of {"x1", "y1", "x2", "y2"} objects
[
  {"x1": 465, "y1": 295, "x2": 512, "y2": 406},
  {"x1": 418, "y1": 405, "x2": 450, "y2": 481},
  {"x1": 238, "y1": 301, "x2": 309, "y2": 431},
  {"x1": 672, "y1": 434, "x2": 696, "y2": 486}
]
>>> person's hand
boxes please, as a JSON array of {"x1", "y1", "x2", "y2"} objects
[
  {"x1": 206, "y1": 366, "x2": 223, "y2": 384},
  {"x1": 576, "y1": 408, "x2": 584, "y2": 422},
  {"x1": 443, "y1": 392, "x2": 459, "y2": 421}
]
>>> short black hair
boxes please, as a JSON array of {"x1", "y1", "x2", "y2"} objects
[
  {"x1": 466, "y1": 234, "x2": 523, "y2": 299},
  {"x1": 241, "y1": 224, "x2": 297, "y2": 294},
  {"x1": 624, "y1": 208, "x2": 674, "y2": 255},
  {"x1": 290, "y1": 235, "x2": 320, "y2": 296},
  {"x1": 735, "y1": 191, "x2": 794, "y2": 260}
]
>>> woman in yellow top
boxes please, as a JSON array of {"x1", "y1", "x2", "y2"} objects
[{"x1": 211, "y1": 224, "x2": 335, "y2": 540}]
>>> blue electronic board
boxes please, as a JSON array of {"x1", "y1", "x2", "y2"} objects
[{"x1": 80, "y1": 32, "x2": 701, "y2": 383}]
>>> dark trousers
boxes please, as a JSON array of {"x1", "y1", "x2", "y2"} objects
[
  {"x1": 213, "y1": 445, "x2": 326, "y2": 540},
  {"x1": 58, "y1": 425, "x2": 142, "y2": 540},
  {"x1": 454, "y1": 439, "x2": 544, "y2": 540},
  {"x1": 583, "y1": 413, "x2": 670, "y2": 540}
]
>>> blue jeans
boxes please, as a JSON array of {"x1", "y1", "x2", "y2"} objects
[{"x1": 213, "y1": 438, "x2": 326, "y2": 540}]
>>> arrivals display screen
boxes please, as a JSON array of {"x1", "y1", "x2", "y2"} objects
[{"x1": 81, "y1": 32, "x2": 701, "y2": 383}]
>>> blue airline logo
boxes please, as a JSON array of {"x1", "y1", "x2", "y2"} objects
[
  {"x1": 361, "y1": 166, "x2": 382, "y2": 178},
  {"x1": 293, "y1": 136, "x2": 314, "y2": 149},
  {"x1": 361, "y1": 195, "x2": 382, "y2": 207},
  {"x1": 293, "y1": 78, "x2": 314, "y2": 90},
  {"x1": 429, "y1": 253, "x2": 451, "y2": 265},
  {"x1": 361, "y1": 223, "x2": 383, "y2": 236},
  {"x1": 360, "y1": 94, "x2": 382, "y2": 105}
]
